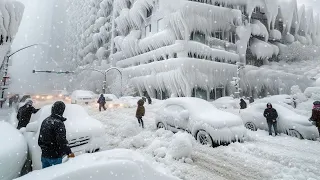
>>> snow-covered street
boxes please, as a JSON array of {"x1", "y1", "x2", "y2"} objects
[{"x1": 87, "y1": 104, "x2": 320, "y2": 180}]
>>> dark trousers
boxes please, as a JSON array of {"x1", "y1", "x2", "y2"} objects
[
  {"x1": 137, "y1": 117, "x2": 144, "y2": 128},
  {"x1": 267, "y1": 121, "x2": 278, "y2": 135},
  {"x1": 41, "y1": 157, "x2": 62, "y2": 169},
  {"x1": 99, "y1": 103, "x2": 106, "y2": 111}
]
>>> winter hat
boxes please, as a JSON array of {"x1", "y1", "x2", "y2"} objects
[
  {"x1": 313, "y1": 101, "x2": 320, "y2": 105},
  {"x1": 51, "y1": 101, "x2": 66, "y2": 116},
  {"x1": 25, "y1": 99, "x2": 33, "y2": 105},
  {"x1": 267, "y1": 103, "x2": 272, "y2": 108}
]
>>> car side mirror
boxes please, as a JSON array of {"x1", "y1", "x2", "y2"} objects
[
  {"x1": 180, "y1": 110, "x2": 189, "y2": 120},
  {"x1": 26, "y1": 121, "x2": 38, "y2": 132}
]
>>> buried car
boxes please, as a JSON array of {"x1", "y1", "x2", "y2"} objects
[
  {"x1": 0, "y1": 121, "x2": 28, "y2": 180},
  {"x1": 155, "y1": 97, "x2": 246, "y2": 147},
  {"x1": 240, "y1": 103, "x2": 319, "y2": 140},
  {"x1": 71, "y1": 90, "x2": 96, "y2": 104},
  {"x1": 14, "y1": 149, "x2": 179, "y2": 180},
  {"x1": 22, "y1": 104, "x2": 105, "y2": 170}
]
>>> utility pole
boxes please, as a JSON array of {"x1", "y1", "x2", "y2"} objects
[{"x1": 0, "y1": 43, "x2": 41, "y2": 108}]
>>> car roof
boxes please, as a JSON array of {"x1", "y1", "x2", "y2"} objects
[{"x1": 164, "y1": 97, "x2": 216, "y2": 111}]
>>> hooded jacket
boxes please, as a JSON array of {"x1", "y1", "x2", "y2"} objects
[
  {"x1": 263, "y1": 103, "x2": 278, "y2": 122},
  {"x1": 136, "y1": 99, "x2": 145, "y2": 118},
  {"x1": 38, "y1": 101, "x2": 72, "y2": 158},
  {"x1": 97, "y1": 94, "x2": 106, "y2": 104},
  {"x1": 311, "y1": 105, "x2": 320, "y2": 127},
  {"x1": 16, "y1": 102, "x2": 39, "y2": 129}
]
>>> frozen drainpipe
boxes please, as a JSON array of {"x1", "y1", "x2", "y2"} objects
[{"x1": 110, "y1": 0, "x2": 117, "y2": 67}]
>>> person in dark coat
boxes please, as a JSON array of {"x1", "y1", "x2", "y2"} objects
[
  {"x1": 136, "y1": 99, "x2": 145, "y2": 128},
  {"x1": 310, "y1": 101, "x2": 320, "y2": 136},
  {"x1": 38, "y1": 101, "x2": 75, "y2": 169},
  {"x1": 263, "y1": 103, "x2": 279, "y2": 136},
  {"x1": 249, "y1": 96, "x2": 254, "y2": 104},
  {"x1": 16, "y1": 100, "x2": 39, "y2": 129},
  {"x1": 97, "y1": 94, "x2": 106, "y2": 111},
  {"x1": 146, "y1": 96, "x2": 152, "y2": 105},
  {"x1": 240, "y1": 99, "x2": 247, "y2": 109}
]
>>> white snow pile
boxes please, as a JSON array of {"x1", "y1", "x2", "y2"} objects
[
  {"x1": 315, "y1": 77, "x2": 320, "y2": 87},
  {"x1": 0, "y1": 121, "x2": 27, "y2": 180},
  {"x1": 15, "y1": 149, "x2": 180, "y2": 180},
  {"x1": 251, "y1": 19, "x2": 269, "y2": 41},
  {"x1": 250, "y1": 38, "x2": 279, "y2": 60},
  {"x1": 168, "y1": 132, "x2": 193, "y2": 160},
  {"x1": 304, "y1": 87, "x2": 320, "y2": 99},
  {"x1": 270, "y1": 29, "x2": 282, "y2": 40}
]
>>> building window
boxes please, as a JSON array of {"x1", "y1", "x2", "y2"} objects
[
  {"x1": 192, "y1": 88, "x2": 207, "y2": 100},
  {"x1": 214, "y1": 2, "x2": 220, "y2": 6},
  {"x1": 253, "y1": 7, "x2": 260, "y2": 13},
  {"x1": 213, "y1": 31, "x2": 223, "y2": 40},
  {"x1": 145, "y1": 24, "x2": 151, "y2": 37},
  {"x1": 239, "y1": 5, "x2": 246, "y2": 15},
  {"x1": 191, "y1": 31, "x2": 205, "y2": 43},
  {"x1": 157, "y1": 18, "x2": 165, "y2": 32},
  {"x1": 147, "y1": 8, "x2": 153, "y2": 18},
  {"x1": 229, "y1": 32, "x2": 236, "y2": 43}
]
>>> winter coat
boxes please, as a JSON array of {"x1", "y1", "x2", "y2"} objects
[
  {"x1": 136, "y1": 99, "x2": 145, "y2": 118},
  {"x1": 38, "y1": 101, "x2": 72, "y2": 159},
  {"x1": 16, "y1": 104, "x2": 39, "y2": 129},
  {"x1": 310, "y1": 107, "x2": 320, "y2": 128},
  {"x1": 249, "y1": 97, "x2": 254, "y2": 103},
  {"x1": 240, "y1": 99, "x2": 247, "y2": 109},
  {"x1": 263, "y1": 107, "x2": 278, "y2": 122},
  {"x1": 97, "y1": 96, "x2": 106, "y2": 104}
]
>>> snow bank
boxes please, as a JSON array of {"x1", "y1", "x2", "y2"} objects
[
  {"x1": 251, "y1": 20, "x2": 269, "y2": 41},
  {"x1": 304, "y1": 87, "x2": 320, "y2": 99},
  {"x1": 315, "y1": 78, "x2": 320, "y2": 87},
  {"x1": 168, "y1": 132, "x2": 193, "y2": 159},
  {"x1": 270, "y1": 29, "x2": 282, "y2": 40},
  {"x1": 0, "y1": 121, "x2": 27, "y2": 180},
  {"x1": 284, "y1": 33, "x2": 295, "y2": 43},
  {"x1": 15, "y1": 149, "x2": 179, "y2": 180},
  {"x1": 250, "y1": 38, "x2": 276, "y2": 60}
]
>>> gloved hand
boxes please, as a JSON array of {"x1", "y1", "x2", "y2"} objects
[
  {"x1": 273, "y1": 120, "x2": 276, "y2": 123},
  {"x1": 68, "y1": 153, "x2": 75, "y2": 158}
]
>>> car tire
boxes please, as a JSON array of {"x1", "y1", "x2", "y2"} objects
[
  {"x1": 288, "y1": 129, "x2": 303, "y2": 139},
  {"x1": 245, "y1": 122, "x2": 257, "y2": 131},
  {"x1": 196, "y1": 130, "x2": 213, "y2": 146},
  {"x1": 157, "y1": 122, "x2": 166, "y2": 130}
]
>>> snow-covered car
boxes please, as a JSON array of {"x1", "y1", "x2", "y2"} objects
[
  {"x1": 119, "y1": 96, "x2": 143, "y2": 108},
  {"x1": 32, "y1": 94, "x2": 53, "y2": 101},
  {"x1": 71, "y1": 90, "x2": 96, "y2": 104},
  {"x1": 23, "y1": 104, "x2": 105, "y2": 170},
  {"x1": 14, "y1": 149, "x2": 179, "y2": 180},
  {"x1": 103, "y1": 94, "x2": 126, "y2": 108},
  {"x1": 304, "y1": 87, "x2": 320, "y2": 98},
  {"x1": 240, "y1": 103, "x2": 319, "y2": 140},
  {"x1": 155, "y1": 97, "x2": 246, "y2": 147},
  {"x1": 254, "y1": 95, "x2": 294, "y2": 108},
  {"x1": 0, "y1": 121, "x2": 27, "y2": 180}
]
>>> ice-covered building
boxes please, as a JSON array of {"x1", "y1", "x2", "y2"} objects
[
  {"x1": 108, "y1": 0, "x2": 315, "y2": 100},
  {"x1": 0, "y1": 0, "x2": 24, "y2": 71}
]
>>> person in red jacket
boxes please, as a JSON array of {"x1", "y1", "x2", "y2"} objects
[{"x1": 310, "y1": 101, "x2": 320, "y2": 136}]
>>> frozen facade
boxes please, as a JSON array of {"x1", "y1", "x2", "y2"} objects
[
  {"x1": 107, "y1": 0, "x2": 314, "y2": 100},
  {"x1": 0, "y1": 0, "x2": 24, "y2": 77}
]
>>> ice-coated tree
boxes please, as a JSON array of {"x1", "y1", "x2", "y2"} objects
[{"x1": 108, "y1": 75, "x2": 137, "y2": 97}]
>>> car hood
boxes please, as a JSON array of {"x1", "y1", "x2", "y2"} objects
[
  {"x1": 64, "y1": 117, "x2": 105, "y2": 139},
  {"x1": 282, "y1": 114, "x2": 313, "y2": 127},
  {"x1": 191, "y1": 110, "x2": 243, "y2": 129}
]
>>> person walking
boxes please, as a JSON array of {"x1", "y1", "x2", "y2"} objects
[
  {"x1": 310, "y1": 101, "x2": 320, "y2": 136},
  {"x1": 38, "y1": 101, "x2": 75, "y2": 169},
  {"x1": 263, "y1": 103, "x2": 278, "y2": 136},
  {"x1": 97, "y1": 94, "x2": 106, "y2": 111},
  {"x1": 136, "y1": 99, "x2": 145, "y2": 128},
  {"x1": 249, "y1": 96, "x2": 254, "y2": 104},
  {"x1": 16, "y1": 99, "x2": 39, "y2": 129},
  {"x1": 240, "y1": 99, "x2": 247, "y2": 109}
]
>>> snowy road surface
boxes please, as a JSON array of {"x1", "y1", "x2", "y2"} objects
[{"x1": 87, "y1": 104, "x2": 320, "y2": 180}]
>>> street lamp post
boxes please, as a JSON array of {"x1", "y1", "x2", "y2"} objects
[
  {"x1": 79, "y1": 67, "x2": 122, "y2": 95},
  {"x1": 0, "y1": 43, "x2": 41, "y2": 108}
]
